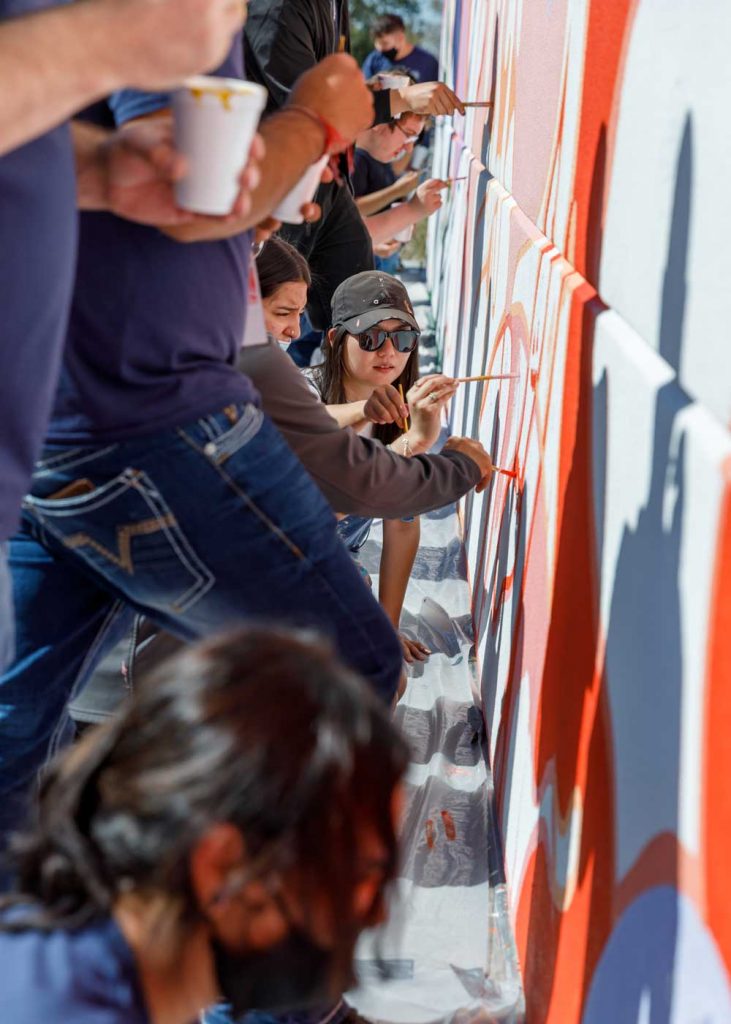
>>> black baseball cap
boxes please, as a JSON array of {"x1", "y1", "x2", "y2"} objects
[{"x1": 331, "y1": 272, "x2": 420, "y2": 334}]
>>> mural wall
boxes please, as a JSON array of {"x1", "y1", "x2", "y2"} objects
[{"x1": 427, "y1": 1, "x2": 731, "y2": 1020}]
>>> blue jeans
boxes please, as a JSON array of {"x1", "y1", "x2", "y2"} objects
[
  {"x1": 0, "y1": 403, "x2": 402, "y2": 847},
  {"x1": 375, "y1": 252, "x2": 400, "y2": 274},
  {"x1": 0, "y1": 544, "x2": 14, "y2": 672}
]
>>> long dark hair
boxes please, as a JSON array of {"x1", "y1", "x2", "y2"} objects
[
  {"x1": 314, "y1": 326, "x2": 419, "y2": 445},
  {"x1": 1, "y1": 628, "x2": 408, "y2": 948},
  {"x1": 256, "y1": 236, "x2": 311, "y2": 300}
]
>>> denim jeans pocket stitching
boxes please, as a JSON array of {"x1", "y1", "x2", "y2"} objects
[
  {"x1": 35, "y1": 445, "x2": 118, "y2": 475},
  {"x1": 25, "y1": 469, "x2": 215, "y2": 615},
  {"x1": 205, "y1": 405, "x2": 264, "y2": 464},
  {"x1": 25, "y1": 470, "x2": 137, "y2": 515},
  {"x1": 132, "y1": 472, "x2": 216, "y2": 612},
  {"x1": 198, "y1": 417, "x2": 219, "y2": 444}
]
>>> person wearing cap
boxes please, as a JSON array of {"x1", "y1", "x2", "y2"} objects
[
  {"x1": 68, "y1": 257, "x2": 495, "y2": 730},
  {"x1": 304, "y1": 272, "x2": 459, "y2": 664}
]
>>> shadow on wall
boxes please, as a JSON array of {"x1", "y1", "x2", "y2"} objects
[
  {"x1": 576, "y1": 114, "x2": 693, "y2": 1024},
  {"x1": 659, "y1": 114, "x2": 693, "y2": 375},
  {"x1": 488, "y1": 115, "x2": 693, "y2": 1020}
]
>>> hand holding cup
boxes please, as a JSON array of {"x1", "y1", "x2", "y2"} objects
[{"x1": 172, "y1": 76, "x2": 267, "y2": 215}]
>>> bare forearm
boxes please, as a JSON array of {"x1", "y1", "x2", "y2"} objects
[
  {"x1": 164, "y1": 108, "x2": 325, "y2": 242},
  {"x1": 0, "y1": 0, "x2": 131, "y2": 156},
  {"x1": 366, "y1": 202, "x2": 418, "y2": 244},
  {"x1": 249, "y1": 110, "x2": 323, "y2": 222},
  {"x1": 325, "y1": 402, "x2": 369, "y2": 429},
  {"x1": 379, "y1": 518, "x2": 420, "y2": 626},
  {"x1": 356, "y1": 179, "x2": 409, "y2": 217}
]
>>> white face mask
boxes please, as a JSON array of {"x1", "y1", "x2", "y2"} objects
[{"x1": 389, "y1": 147, "x2": 408, "y2": 163}]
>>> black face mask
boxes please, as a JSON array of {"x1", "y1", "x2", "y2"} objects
[
  {"x1": 382, "y1": 47, "x2": 399, "y2": 62},
  {"x1": 211, "y1": 927, "x2": 350, "y2": 1019}
]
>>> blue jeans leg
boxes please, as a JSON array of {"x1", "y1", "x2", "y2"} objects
[
  {"x1": 2, "y1": 406, "x2": 402, "y2": 851},
  {"x1": 0, "y1": 544, "x2": 14, "y2": 673},
  {"x1": 20, "y1": 407, "x2": 402, "y2": 701},
  {"x1": 375, "y1": 253, "x2": 400, "y2": 274},
  {"x1": 0, "y1": 526, "x2": 134, "y2": 860}
]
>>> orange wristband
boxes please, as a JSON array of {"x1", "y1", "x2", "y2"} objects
[{"x1": 285, "y1": 105, "x2": 347, "y2": 157}]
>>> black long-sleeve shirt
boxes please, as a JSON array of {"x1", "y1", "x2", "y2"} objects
[{"x1": 244, "y1": 0, "x2": 392, "y2": 122}]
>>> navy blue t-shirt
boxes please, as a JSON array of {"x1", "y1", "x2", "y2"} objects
[
  {"x1": 352, "y1": 148, "x2": 396, "y2": 199},
  {"x1": 362, "y1": 45, "x2": 439, "y2": 84},
  {"x1": 0, "y1": 914, "x2": 149, "y2": 1022},
  {"x1": 48, "y1": 41, "x2": 259, "y2": 443},
  {"x1": 0, "y1": 0, "x2": 77, "y2": 537}
]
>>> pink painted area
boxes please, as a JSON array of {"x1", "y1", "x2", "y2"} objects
[{"x1": 512, "y1": 0, "x2": 571, "y2": 226}]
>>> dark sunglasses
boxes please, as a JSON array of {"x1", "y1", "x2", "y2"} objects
[{"x1": 351, "y1": 326, "x2": 420, "y2": 353}]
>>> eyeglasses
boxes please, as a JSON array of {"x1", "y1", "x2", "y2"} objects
[
  {"x1": 394, "y1": 121, "x2": 421, "y2": 143},
  {"x1": 351, "y1": 326, "x2": 420, "y2": 353}
]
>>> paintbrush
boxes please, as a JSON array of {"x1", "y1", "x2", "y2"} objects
[
  {"x1": 494, "y1": 466, "x2": 517, "y2": 479},
  {"x1": 462, "y1": 101, "x2": 493, "y2": 108},
  {"x1": 398, "y1": 383, "x2": 409, "y2": 432},
  {"x1": 445, "y1": 177, "x2": 468, "y2": 187},
  {"x1": 455, "y1": 373, "x2": 519, "y2": 383}
]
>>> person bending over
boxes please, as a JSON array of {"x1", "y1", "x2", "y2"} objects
[
  {"x1": 0, "y1": 627, "x2": 408, "y2": 1024},
  {"x1": 67, "y1": 243, "x2": 494, "y2": 732},
  {"x1": 305, "y1": 272, "x2": 458, "y2": 664},
  {"x1": 245, "y1": 240, "x2": 493, "y2": 528},
  {"x1": 243, "y1": 0, "x2": 464, "y2": 328},
  {"x1": 351, "y1": 113, "x2": 443, "y2": 269},
  {"x1": 0, "y1": 48, "x2": 404, "y2": 863},
  {"x1": 352, "y1": 111, "x2": 425, "y2": 219}
]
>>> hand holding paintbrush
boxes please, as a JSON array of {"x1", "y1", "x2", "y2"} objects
[{"x1": 454, "y1": 373, "x2": 519, "y2": 383}]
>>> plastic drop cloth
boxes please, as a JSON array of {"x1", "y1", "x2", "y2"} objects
[{"x1": 347, "y1": 502, "x2": 523, "y2": 1024}]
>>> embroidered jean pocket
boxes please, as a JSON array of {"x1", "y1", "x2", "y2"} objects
[
  {"x1": 203, "y1": 404, "x2": 264, "y2": 465},
  {"x1": 23, "y1": 467, "x2": 214, "y2": 614}
]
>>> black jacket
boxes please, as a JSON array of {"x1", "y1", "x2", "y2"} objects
[{"x1": 244, "y1": 0, "x2": 391, "y2": 122}]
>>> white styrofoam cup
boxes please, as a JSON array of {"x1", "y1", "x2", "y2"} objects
[
  {"x1": 378, "y1": 72, "x2": 410, "y2": 90},
  {"x1": 172, "y1": 76, "x2": 267, "y2": 216},
  {"x1": 272, "y1": 155, "x2": 330, "y2": 224},
  {"x1": 391, "y1": 202, "x2": 414, "y2": 243}
]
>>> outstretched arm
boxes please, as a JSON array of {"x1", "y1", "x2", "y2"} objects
[
  {"x1": 355, "y1": 170, "x2": 420, "y2": 217},
  {"x1": 237, "y1": 339, "x2": 492, "y2": 517},
  {"x1": 0, "y1": 0, "x2": 243, "y2": 156}
]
